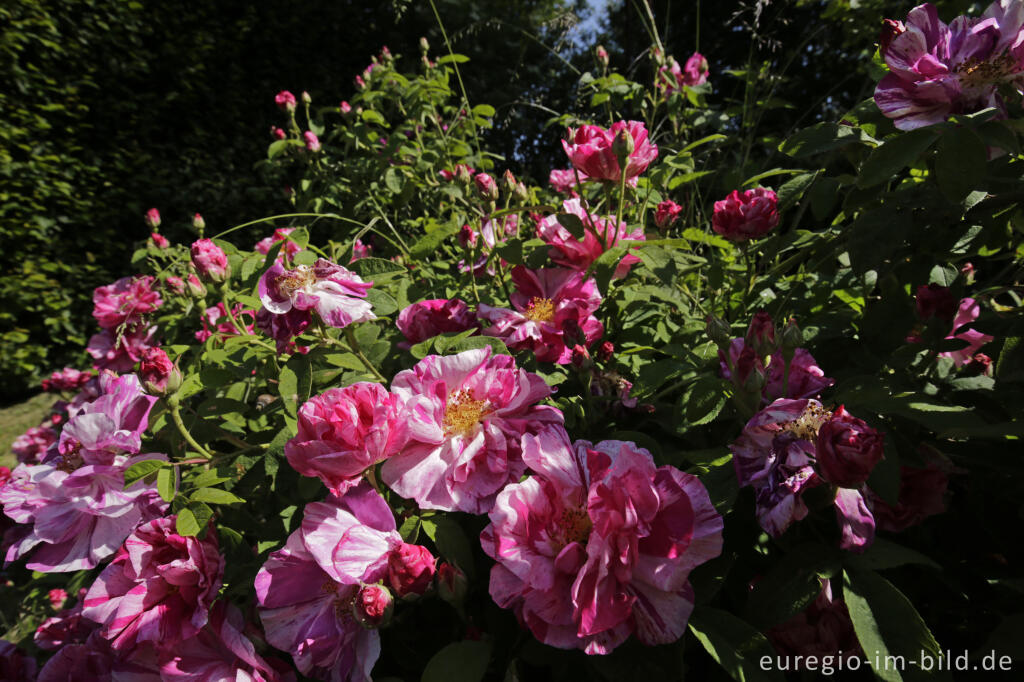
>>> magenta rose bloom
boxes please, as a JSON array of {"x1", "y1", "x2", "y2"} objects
[
  {"x1": 36, "y1": 630, "x2": 162, "y2": 681},
  {"x1": 654, "y1": 199, "x2": 682, "y2": 229},
  {"x1": 939, "y1": 297, "x2": 994, "y2": 366},
  {"x1": 36, "y1": 589, "x2": 94, "y2": 651},
  {"x1": 11, "y1": 425, "x2": 57, "y2": 464},
  {"x1": 195, "y1": 302, "x2": 255, "y2": 343},
  {"x1": 93, "y1": 276, "x2": 162, "y2": 330},
  {"x1": 254, "y1": 227, "x2": 303, "y2": 259},
  {"x1": 481, "y1": 426, "x2": 723, "y2": 654},
  {"x1": 285, "y1": 382, "x2": 409, "y2": 495},
  {"x1": 387, "y1": 542, "x2": 436, "y2": 598},
  {"x1": 537, "y1": 198, "x2": 645, "y2": 279},
  {"x1": 660, "y1": 52, "x2": 709, "y2": 94},
  {"x1": 255, "y1": 307, "x2": 312, "y2": 354},
  {"x1": 42, "y1": 367, "x2": 93, "y2": 393},
  {"x1": 549, "y1": 168, "x2": 585, "y2": 194},
  {"x1": 712, "y1": 188, "x2": 780, "y2": 242},
  {"x1": 816, "y1": 406, "x2": 885, "y2": 488},
  {"x1": 274, "y1": 90, "x2": 297, "y2": 112},
  {"x1": 380, "y1": 347, "x2": 563, "y2": 513},
  {"x1": 190, "y1": 239, "x2": 230, "y2": 283},
  {"x1": 138, "y1": 347, "x2": 178, "y2": 393},
  {"x1": 256, "y1": 484, "x2": 413, "y2": 681},
  {"x1": 562, "y1": 121, "x2": 658, "y2": 184},
  {"x1": 719, "y1": 339, "x2": 834, "y2": 403},
  {"x1": 396, "y1": 298, "x2": 478, "y2": 349},
  {"x1": 86, "y1": 325, "x2": 159, "y2": 373},
  {"x1": 82, "y1": 516, "x2": 223, "y2": 651},
  {"x1": 303, "y1": 130, "x2": 321, "y2": 152},
  {"x1": 766, "y1": 578, "x2": 862, "y2": 662},
  {"x1": 867, "y1": 461, "x2": 950, "y2": 532},
  {"x1": 874, "y1": 2, "x2": 1024, "y2": 130},
  {"x1": 258, "y1": 258, "x2": 375, "y2": 330},
  {"x1": 478, "y1": 266, "x2": 604, "y2": 364},
  {"x1": 56, "y1": 373, "x2": 157, "y2": 467},
  {"x1": 159, "y1": 601, "x2": 294, "y2": 682}
]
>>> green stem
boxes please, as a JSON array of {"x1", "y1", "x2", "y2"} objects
[
  {"x1": 169, "y1": 402, "x2": 212, "y2": 459},
  {"x1": 344, "y1": 327, "x2": 388, "y2": 383}
]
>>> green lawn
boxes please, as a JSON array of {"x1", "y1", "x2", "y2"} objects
[{"x1": 0, "y1": 393, "x2": 55, "y2": 468}]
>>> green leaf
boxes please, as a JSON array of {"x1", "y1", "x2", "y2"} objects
[
  {"x1": 745, "y1": 544, "x2": 839, "y2": 628},
  {"x1": 361, "y1": 109, "x2": 387, "y2": 126},
  {"x1": 928, "y1": 263, "x2": 959, "y2": 287},
  {"x1": 157, "y1": 467, "x2": 176, "y2": 503},
  {"x1": 934, "y1": 126, "x2": 987, "y2": 202},
  {"x1": 845, "y1": 539, "x2": 940, "y2": 572},
  {"x1": 278, "y1": 365, "x2": 298, "y2": 418},
  {"x1": 590, "y1": 245, "x2": 628, "y2": 295},
  {"x1": 366, "y1": 288, "x2": 398, "y2": 316},
  {"x1": 775, "y1": 171, "x2": 820, "y2": 213},
  {"x1": 688, "y1": 607, "x2": 785, "y2": 682},
  {"x1": 176, "y1": 507, "x2": 201, "y2": 536},
  {"x1": 384, "y1": 167, "x2": 405, "y2": 193},
  {"x1": 410, "y1": 222, "x2": 461, "y2": 258},
  {"x1": 421, "y1": 640, "x2": 492, "y2": 682},
  {"x1": 421, "y1": 516, "x2": 475, "y2": 579},
  {"x1": 123, "y1": 459, "x2": 165, "y2": 487},
  {"x1": 778, "y1": 123, "x2": 874, "y2": 158},
  {"x1": 190, "y1": 487, "x2": 245, "y2": 505},
  {"x1": 741, "y1": 168, "x2": 803, "y2": 188},
  {"x1": 681, "y1": 378, "x2": 728, "y2": 428},
  {"x1": 843, "y1": 569, "x2": 949, "y2": 682},
  {"x1": 857, "y1": 128, "x2": 940, "y2": 188},
  {"x1": 398, "y1": 516, "x2": 421, "y2": 543},
  {"x1": 472, "y1": 104, "x2": 496, "y2": 117},
  {"x1": 556, "y1": 213, "x2": 586, "y2": 239},
  {"x1": 437, "y1": 53, "x2": 470, "y2": 64}
]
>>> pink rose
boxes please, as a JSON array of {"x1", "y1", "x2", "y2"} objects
[
  {"x1": 537, "y1": 197, "x2": 645, "y2": 279},
  {"x1": 712, "y1": 188, "x2": 779, "y2": 241},
  {"x1": 285, "y1": 382, "x2": 408, "y2": 495},
  {"x1": 549, "y1": 168, "x2": 585, "y2": 194},
  {"x1": 654, "y1": 199, "x2": 682, "y2": 229},
  {"x1": 271, "y1": 126, "x2": 286, "y2": 140},
  {"x1": 258, "y1": 258, "x2": 374, "y2": 330},
  {"x1": 190, "y1": 239, "x2": 230, "y2": 283},
  {"x1": 353, "y1": 585, "x2": 394, "y2": 629},
  {"x1": 149, "y1": 232, "x2": 169, "y2": 249},
  {"x1": 143, "y1": 208, "x2": 161, "y2": 230},
  {"x1": 562, "y1": 120, "x2": 658, "y2": 183},
  {"x1": 92, "y1": 276, "x2": 163, "y2": 330},
  {"x1": 82, "y1": 516, "x2": 223, "y2": 651},
  {"x1": 396, "y1": 298, "x2": 478, "y2": 349},
  {"x1": 11, "y1": 425, "x2": 57, "y2": 464},
  {"x1": 939, "y1": 297, "x2": 993, "y2": 366},
  {"x1": 387, "y1": 542, "x2": 436, "y2": 597},
  {"x1": 915, "y1": 283, "x2": 956, "y2": 321},
  {"x1": 138, "y1": 347, "x2": 180, "y2": 394},
  {"x1": 303, "y1": 130, "x2": 321, "y2": 152},
  {"x1": 816, "y1": 406, "x2": 885, "y2": 488},
  {"x1": 474, "y1": 172, "x2": 498, "y2": 200},
  {"x1": 340, "y1": 100, "x2": 352, "y2": 114},
  {"x1": 274, "y1": 90, "x2": 297, "y2": 112}
]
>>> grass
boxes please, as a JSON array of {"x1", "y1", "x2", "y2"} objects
[{"x1": 0, "y1": 392, "x2": 55, "y2": 468}]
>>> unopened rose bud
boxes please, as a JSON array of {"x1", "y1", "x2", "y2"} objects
[
  {"x1": 611, "y1": 128, "x2": 634, "y2": 171},
  {"x1": 596, "y1": 45, "x2": 609, "y2": 67},
  {"x1": 745, "y1": 311, "x2": 776, "y2": 357},
  {"x1": 514, "y1": 181, "x2": 530, "y2": 203},
  {"x1": 571, "y1": 344, "x2": 591, "y2": 369},
  {"x1": 503, "y1": 169, "x2": 517, "y2": 194},
  {"x1": 271, "y1": 126, "x2": 286, "y2": 140},
  {"x1": 474, "y1": 172, "x2": 499, "y2": 201},
  {"x1": 139, "y1": 347, "x2": 182, "y2": 395},
  {"x1": 419, "y1": 37, "x2": 430, "y2": 54},
  {"x1": 458, "y1": 224, "x2": 477, "y2": 249},
  {"x1": 456, "y1": 164, "x2": 473, "y2": 185},
  {"x1": 780, "y1": 317, "x2": 802, "y2": 352},
  {"x1": 437, "y1": 563, "x2": 467, "y2": 606},
  {"x1": 150, "y1": 232, "x2": 169, "y2": 249},
  {"x1": 387, "y1": 543, "x2": 436, "y2": 598},
  {"x1": 47, "y1": 589, "x2": 68, "y2": 610},
  {"x1": 651, "y1": 46, "x2": 665, "y2": 65},
  {"x1": 301, "y1": 90, "x2": 312, "y2": 105},
  {"x1": 352, "y1": 584, "x2": 394, "y2": 629},
  {"x1": 355, "y1": 75, "x2": 366, "y2": 89},
  {"x1": 303, "y1": 131, "x2": 321, "y2": 152},
  {"x1": 192, "y1": 213, "x2": 206, "y2": 232},
  {"x1": 144, "y1": 208, "x2": 161, "y2": 230},
  {"x1": 185, "y1": 273, "x2": 206, "y2": 298},
  {"x1": 340, "y1": 101, "x2": 352, "y2": 115},
  {"x1": 598, "y1": 341, "x2": 614, "y2": 363},
  {"x1": 274, "y1": 90, "x2": 297, "y2": 112},
  {"x1": 190, "y1": 238, "x2": 230, "y2": 284},
  {"x1": 165, "y1": 276, "x2": 185, "y2": 295},
  {"x1": 705, "y1": 315, "x2": 732, "y2": 348}
]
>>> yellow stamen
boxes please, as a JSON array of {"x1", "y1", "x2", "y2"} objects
[
  {"x1": 524, "y1": 297, "x2": 555, "y2": 323},
  {"x1": 443, "y1": 389, "x2": 491, "y2": 437}
]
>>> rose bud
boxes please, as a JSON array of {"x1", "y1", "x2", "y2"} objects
[
  {"x1": 271, "y1": 126, "x2": 286, "y2": 140},
  {"x1": 420, "y1": 36, "x2": 430, "y2": 54},
  {"x1": 301, "y1": 90, "x2": 312, "y2": 104},
  {"x1": 190, "y1": 238, "x2": 230, "y2": 284},
  {"x1": 274, "y1": 90, "x2": 297, "y2": 112},
  {"x1": 705, "y1": 315, "x2": 732, "y2": 348},
  {"x1": 458, "y1": 224, "x2": 477, "y2": 249},
  {"x1": 340, "y1": 100, "x2": 352, "y2": 115},
  {"x1": 352, "y1": 584, "x2": 394, "y2": 629},
  {"x1": 185, "y1": 273, "x2": 206, "y2": 298},
  {"x1": 144, "y1": 208, "x2": 161, "y2": 230},
  {"x1": 711, "y1": 188, "x2": 779, "y2": 242},
  {"x1": 654, "y1": 200, "x2": 682, "y2": 230},
  {"x1": 816, "y1": 406, "x2": 884, "y2": 488},
  {"x1": 596, "y1": 45, "x2": 609, "y2": 67},
  {"x1": 387, "y1": 543, "x2": 436, "y2": 598},
  {"x1": 598, "y1": 341, "x2": 614, "y2": 363},
  {"x1": 303, "y1": 131, "x2": 321, "y2": 152},
  {"x1": 436, "y1": 563, "x2": 467, "y2": 606},
  {"x1": 150, "y1": 232, "x2": 169, "y2": 249},
  {"x1": 503, "y1": 169, "x2": 518, "y2": 194},
  {"x1": 474, "y1": 172, "x2": 499, "y2": 201},
  {"x1": 745, "y1": 311, "x2": 776, "y2": 357},
  {"x1": 192, "y1": 212, "x2": 206, "y2": 231},
  {"x1": 139, "y1": 347, "x2": 182, "y2": 395}
]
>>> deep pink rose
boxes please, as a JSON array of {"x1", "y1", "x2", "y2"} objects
[
  {"x1": 149, "y1": 232, "x2": 169, "y2": 249},
  {"x1": 380, "y1": 347, "x2": 563, "y2": 513},
  {"x1": 537, "y1": 197, "x2": 644, "y2": 279},
  {"x1": 195, "y1": 302, "x2": 255, "y2": 343},
  {"x1": 93, "y1": 276, "x2": 163, "y2": 330},
  {"x1": 660, "y1": 52, "x2": 709, "y2": 94},
  {"x1": 654, "y1": 199, "x2": 682, "y2": 229},
  {"x1": 549, "y1": 168, "x2": 585, "y2": 194},
  {"x1": 939, "y1": 297, "x2": 993, "y2": 366},
  {"x1": 481, "y1": 426, "x2": 723, "y2": 654},
  {"x1": 387, "y1": 542, "x2": 436, "y2": 597},
  {"x1": 478, "y1": 266, "x2": 604, "y2": 364},
  {"x1": 396, "y1": 299, "x2": 478, "y2": 349},
  {"x1": 82, "y1": 516, "x2": 223, "y2": 651},
  {"x1": 258, "y1": 258, "x2": 374, "y2": 330},
  {"x1": 712, "y1": 188, "x2": 779, "y2": 241},
  {"x1": 86, "y1": 325, "x2": 159, "y2": 373},
  {"x1": 915, "y1": 283, "x2": 956, "y2": 321},
  {"x1": 562, "y1": 120, "x2": 658, "y2": 183},
  {"x1": 11, "y1": 425, "x2": 57, "y2": 464},
  {"x1": 190, "y1": 239, "x2": 230, "y2": 283},
  {"x1": 285, "y1": 383, "x2": 408, "y2": 495},
  {"x1": 353, "y1": 585, "x2": 393, "y2": 629},
  {"x1": 143, "y1": 208, "x2": 161, "y2": 230},
  {"x1": 816, "y1": 406, "x2": 885, "y2": 488},
  {"x1": 275, "y1": 90, "x2": 297, "y2": 112},
  {"x1": 254, "y1": 227, "x2": 303, "y2": 259},
  {"x1": 138, "y1": 347, "x2": 178, "y2": 393},
  {"x1": 303, "y1": 130, "x2": 321, "y2": 152},
  {"x1": 746, "y1": 311, "x2": 777, "y2": 356},
  {"x1": 41, "y1": 367, "x2": 93, "y2": 393}
]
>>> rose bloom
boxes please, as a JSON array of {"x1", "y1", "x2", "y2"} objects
[
  {"x1": 257, "y1": 484, "x2": 423, "y2": 681},
  {"x1": 815, "y1": 406, "x2": 885, "y2": 488},
  {"x1": 275, "y1": 90, "x2": 297, "y2": 111},
  {"x1": 138, "y1": 347, "x2": 176, "y2": 393},
  {"x1": 537, "y1": 197, "x2": 645, "y2": 280},
  {"x1": 481, "y1": 426, "x2": 723, "y2": 654},
  {"x1": 549, "y1": 168, "x2": 586, "y2": 194},
  {"x1": 285, "y1": 382, "x2": 409, "y2": 495},
  {"x1": 939, "y1": 297, "x2": 994, "y2": 366},
  {"x1": 654, "y1": 199, "x2": 682, "y2": 229},
  {"x1": 660, "y1": 52, "x2": 709, "y2": 94},
  {"x1": 395, "y1": 298, "x2": 478, "y2": 349},
  {"x1": 875, "y1": 2, "x2": 1024, "y2": 130},
  {"x1": 255, "y1": 307, "x2": 312, "y2": 354},
  {"x1": 387, "y1": 542, "x2": 436, "y2": 598},
  {"x1": 57, "y1": 373, "x2": 157, "y2": 467},
  {"x1": 11, "y1": 424, "x2": 57, "y2": 464},
  {"x1": 258, "y1": 258, "x2": 375, "y2": 330},
  {"x1": 86, "y1": 325, "x2": 159, "y2": 373},
  {"x1": 93, "y1": 276, "x2": 163, "y2": 330},
  {"x1": 303, "y1": 130, "x2": 321, "y2": 152},
  {"x1": 562, "y1": 120, "x2": 658, "y2": 184},
  {"x1": 478, "y1": 266, "x2": 604, "y2": 364},
  {"x1": 195, "y1": 302, "x2": 255, "y2": 343},
  {"x1": 711, "y1": 188, "x2": 780, "y2": 241},
  {"x1": 766, "y1": 578, "x2": 862, "y2": 662},
  {"x1": 36, "y1": 630, "x2": 162, "y2": 681},
  {"x1": 719, "y1": 338, "x2": 834, "y2": 403},
  {"x1": 82, "y1": 516, "x2": 223, "y2": 651},
  {"x1": 350, "y1": 237, "x2": 372, "y2": 262},
  {"x1": 190, "y1": 239, "x2": 230, "y2": 283},
  {"x1": 254, "y1": 227, "x2": 303, "y2": 259},
  {"x1": 866, "y1": 460, "x2": 950, "y2": 533},
  {"x1": 42, "y1": 367, "x2": 93, "y2": 393},
  {"x1": 380, "y1": 347, "x2": 563, "y2": 513}
]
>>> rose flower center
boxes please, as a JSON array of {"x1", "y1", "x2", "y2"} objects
[
  {"x1": 524, "y1": 297, "x2": 555, "y2": 323},
  {"x1": 443, "y1": 389, "x2": 491, "y2": 437},
  {"x1": 558, "y1": 507, "x2": 593, "y2": 546},
  {"x1": 956, "y1": 53, "x2": 1019, "y2": 89},
  {"x1": 783, "y1": 402, "x2": 833, "y2": 441},
  {"x1": 275, "y1": 265, "x2": 316, "y2": 297}
]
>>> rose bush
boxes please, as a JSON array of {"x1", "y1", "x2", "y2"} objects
[{"x1": 3, "y1": 2, "x2": 1024, "y2": 680}]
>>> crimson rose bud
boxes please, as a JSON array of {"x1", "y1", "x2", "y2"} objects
[
  {"x1": 139, "y1": 347, "x2": 181, "y2": 395},
  {"x1": 352, "y1": 584, "x2": 393, "y2": 629},
  {"x1": 711, "y1": 188, "x2": 779, "y2": 242},
  {"x1": 144, "y1": 208, "x2": 161, "y2": 230},
  {"x1": 816, "y1": 406, "x2": 884, "y2": 488},
  {"x1": 437, "y1": 562, "x2": 467, "y2": 606},
  {"x1": 387, "y1": 542, "x2": 436, "y2": 598},
  {"x1": 745, "y1": 311, "x2": 776, "y2": 357}
]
